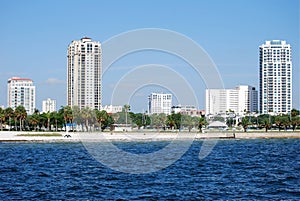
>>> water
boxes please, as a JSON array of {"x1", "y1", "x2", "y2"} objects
[{"x1": 0, "y1": 139, "x2": 299, "y2": 200}]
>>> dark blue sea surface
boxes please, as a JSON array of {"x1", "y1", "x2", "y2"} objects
[{"x1": 0, "y1": 139, "x2": 299, "y2": 200}]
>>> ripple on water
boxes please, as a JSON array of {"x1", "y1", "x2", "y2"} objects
[{"x1": 0, "y1": 139, "x2": 299, "y2": 200}]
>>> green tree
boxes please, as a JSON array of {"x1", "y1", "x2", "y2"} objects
[
  {"x1": 51, "y1": 111, "x2": 63, "y2": 131},
  {"x1": 95, "y1": 110, "x2": 109, "y2": 131},
  {"x1": 167, "y1": 113, "x2": 182, "y2": 130},
  {"x1": 262, "y1": 119, "x2": 272, "y2": 132},
  {"x1": 181, "y1": 115, "x2": 194, "y2": 132},
  {"x1": 291, "y1": 108, "x2": 299, "y2": 117},
  {"x1": 81, "y1": 107, "x2": 94, "y2": 131},
  {"x1": 151, "y1": 113, "x2": 167, "y2": 130},
  {"x1": 274, "y1": 116, "x2": 284, "y2": 131},
  {"x1": 4, "y1": 107, "x2": 14, "y2": 131},
  {"x1": 0, "y1": 108, "x2": 5, "y2": 131},
  {"x1": 198, "y1": 117, "x2": 207, "y2": 133},
  {"x1": 15, "y1": 106, "x2": 27, "y2": 131},
  {"x1": 130, "y1": 113, "x2": 150, "y2": 129},
  {"x1": 45, "y1": 112, "x2": 52, "y2": 131},
  {"x1": 238, "y1": 117, "x2": 251, "y2": 132},
  {"x1": 123, "y1": 104, "x2": 130, "y2": 126},
  {"x1": 291, "y1": 116, "x2": 300, "y2": 131},
  {"x1": 27, "y1": 113, "x2": 40, "y2": 131},
  {"x1": 62, "y1": 106, "x2": 73, "y2": 130}
]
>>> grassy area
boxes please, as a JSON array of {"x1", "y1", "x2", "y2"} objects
[{"x1": 17, "y1": 133, "x2": 62, "y2": 137}]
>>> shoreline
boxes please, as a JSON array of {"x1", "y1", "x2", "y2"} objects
[{"x1": 0, "y1": 131, "x2": 300, "y2": 142}]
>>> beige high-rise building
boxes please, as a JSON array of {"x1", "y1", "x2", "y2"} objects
[
  {"x1": 7, "y1": 77, "x2": 36, "y2": 115},
  {"x1": 67, "y1": 37, "x2": 102, "y2": 110}
]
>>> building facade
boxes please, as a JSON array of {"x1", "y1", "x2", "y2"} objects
[
  {"x1": 205, "y1": 85, "x2": 258, "y2": 116},
  {"x1": 236, "y1": 85, "x2": 258, "y2": 113},
  {"x1": 67, "y1": 37, "x2": 102, "y2": 110},
  {"x1": 259, "y1": 40, "x2": 292, "y2": 114},
  {"x1": 101, "y1": 105, "x2": 123, "y2": 114},
  {"x1": 171, "y1": 105, "x2": 205, "y2": 117},
  {"x1": 7, "y1": 77, "x2": 36, "y2": 115},
  {"x1": 42, "y1": 98, "x2": 57, "y2": 113},
  {"x1": 148, "y1": 93, "x2": 172, "y2": 115}
]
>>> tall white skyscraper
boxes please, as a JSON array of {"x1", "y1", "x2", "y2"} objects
[
  {"x1": 67, "y1": 37, "x2": 102, "y2": 110},
  {"x1": 205, "y1": 85, "x2": 258, "y2": 115},
  {"x1": 148, "y1": 93, "x2": 172, "y2": 115},
  {"x1": 259, "y1": 40, "x2": 292, "y2": 114},
  {"x1": 42, "y1": 98, "x2": 56, "y2": 113},
  {"x1": 7, "y1": 77, "x2": 36, "y2": 115}
]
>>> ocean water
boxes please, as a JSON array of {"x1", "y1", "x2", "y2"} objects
[{"x1": 0, "y1": 139, "x2": 299, "y2": 200}]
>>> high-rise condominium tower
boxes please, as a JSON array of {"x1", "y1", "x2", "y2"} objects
[
  {"x1": 7, "y1": 77, "x2": 36, "y2": 115},
  {"x1": 259, "y1": 40, "x2": 292, "y2": 114},
  {"x1": 67, "y1": 37, "x2": 102, "y2": 110}
]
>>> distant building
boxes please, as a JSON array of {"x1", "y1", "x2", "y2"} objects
[
  {"x1": 148, "y1": 93, "x2": 172, "y2": 115},
  {"x1": 236, "y1": 85, "x2": 258, "y2": 114},
  {"x1": 205, "y1": 85, "x2": 258, "y2": 116},
  {"x1": 7, "y1": 77, "x2": 36, "y2": 115},
  {"x1": 171, "y1": 105, "x2": 205, "y2": 117},
  {"x1": 67, "y1": 37, "x2": 102, "y2": 110},
  {"x1": 101, "y1": 105, "x2": 123, "y2": 114},
  {"x1": 42, "y1": 98, "x2": 57, "y2": 113},
  {"x1": 259, "y1": 40, "x2": 292, "y2": 114}
]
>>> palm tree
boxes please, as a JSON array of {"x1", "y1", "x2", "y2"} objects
[
  {"x1": 45, "y1": 112, "x2": 51, "y2": 131},
  {"x1": 95, "y1": 110, "x2": 109, "y2": 131},
  {"x1": 28, "y1": 114, "x2": 39, "y2": 131},
  {"x1": 0, "y1": 108, "x2": 5, "y2": 131},
  {"x1": 274, "y1": 116, "x2": 283, "y2": 131},
  {"x1": 15, "y1": 106, "x2": 27, "y2": 131},
  {"x1": 238, "y1": 117, "x2": 250, "y2": 132},
  {"x1": 167, "y1": 114, "x2": 176, "y2": 130},
  {"x1": 81, "y1": 107, "x2": 93, "y2": 131},
  {"x1": 51, "y1": 111, "x2": 62, "y2": 131},
  {"x1": 4, "y1": 107, "x2": 14, "y2": 131},
  {"x1": 63, "y1": 106, "x2": 73, "y2": 130},
  {"x1": 198, "y1": 117, "x2": 207, "y2": 133},
  {"x1": 181, "y1": 115, "x2": 193, "y2": 132},
  {"x1": 291, "y1": 116, "x2": 300, "y2": 131},
  {"x1": 123, "y1": 104, "x2": 130, "y2": 126},
  {"x1": 262, "y1": 119, "x2": 272, "y2": 132}
]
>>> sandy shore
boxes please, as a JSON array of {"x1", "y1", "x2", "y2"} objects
[{"x1": 0, "y1": 131, "x2": 300, "y2": 142}]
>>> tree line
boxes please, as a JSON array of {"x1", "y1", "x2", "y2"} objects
[
  {"x1": 0, "y1": 105, "x2": 207, "y2": 132},
  {"x1": 1, "y1": 105, "x2": 299, "y2": 132}
]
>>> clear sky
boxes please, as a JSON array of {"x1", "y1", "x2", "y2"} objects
[{"x1": 0, "y1": 0, "x2": 299, "y2": 112}]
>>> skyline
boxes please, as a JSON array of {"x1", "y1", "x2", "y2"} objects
[{"x1": 0, "y1": 0, "x2": 299, "y2": 112}]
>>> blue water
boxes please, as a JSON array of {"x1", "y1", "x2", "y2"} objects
[{"x1": 0, "y1": 139, "x2": 299, "y2": 200}]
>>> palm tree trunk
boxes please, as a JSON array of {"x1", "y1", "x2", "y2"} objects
[
  {"x1": 55, "y1": 120, "x2": 58, "y2": 132},
  {"x1": 9, "y1": 117, "x2": 11, "y2": 131},
  {"x1": 48, "y1": 118, "x2": 50, "y2": 131},
  {"x1": 19, "y1": 118, "x2": 22, "y2": 131}
]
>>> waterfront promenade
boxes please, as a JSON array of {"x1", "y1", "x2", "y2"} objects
[{"x1": 0, "y1": 131, "x2": 300, "y2": 142}]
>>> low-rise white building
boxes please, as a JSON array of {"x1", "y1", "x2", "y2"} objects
[
  {"x1": 148, "y1": 93, "x2": 172, "y2": 115},
  {"x1": 101, "y1": 105, "x2": 123, "y2": 114},
  {"x1": 171, "y1": 105, "x2": 205, "y2": 117},
  {"x1": 42, "y1": 98, "x2": 57, "y2": 113},
  {"x1": 206, "y1": 85, "x2": 258, "y2": 116}
]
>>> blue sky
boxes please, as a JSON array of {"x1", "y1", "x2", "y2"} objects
[{"x1": 0, "y1": 0, "x2": 299, "y2": 112}]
